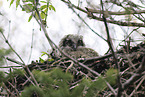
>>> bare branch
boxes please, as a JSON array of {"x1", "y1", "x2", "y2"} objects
[
  {"x1": 122, "y1": 56, "x2": 145, "y2": 89},
  {"x1": 86, "y1": 8, "x2": 145, "y2": 15},
  {"x1": 61, "y1": 0, "x2": 145, "y2": 27},
  {"x1": 0, "y1": 29, "x2": 25, "y2": 65},
  {"x1": 100, "y1": 0, "x2": 119, "y2": 96}
]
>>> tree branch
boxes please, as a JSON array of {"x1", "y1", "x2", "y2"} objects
[
  {"x1": 86, "y1": 8, "x2": 145, "y2": 15},
  {"x1": 61, "y1": 0, "x2": 145, "y2": 27}
]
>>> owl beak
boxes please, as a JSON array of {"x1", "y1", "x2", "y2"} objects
[{"x1": 72, "y1": 45, "x2": 77, "y2": 51}]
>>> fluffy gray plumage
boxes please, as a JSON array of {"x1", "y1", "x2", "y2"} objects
[{"x1": 59, "y1": 34, "x2": 98, "y2": 59}]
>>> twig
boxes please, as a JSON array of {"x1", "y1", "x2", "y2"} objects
[
  {"x1": 27, "y1": 29, "x2": 34, "y2": 64},
  {"x1": 68, "y1": 4, "x2": 107, "y2": 42},
  {"x1": 117, "y1": 27, "x2": 140, "y2": 49},
  {"x1": 6, "y1": 57, "x2": 39, "y2": 86},
  {"x1": 0, "y1": 30, "x2": 25, "y2": 65},
  {"x1": 65, "y1": 60, "x2": 74, "y2": 73},
  {"x1": 61, "y1": 0, "x2": 145, "y2": 27},
  {"x1": 79, "y1": 52, "x2": 113, "y2": 62},
  {"x1": 34, "y1": 0, "x2": 56, "y2": 51},
  {"x1": 129, "y1": 75, "x2": 145, "y2": 97},
  {"x1": 85, "y1": 8, "x2": 145, "y2": 15},
  {"x1": 125, "y1": 54, "x2": 137, "y2": 70},
  {"x1": 105, "y1": 81, "x2": 117, "y2": 95},
  {"x1": 6, "y1": 57, "x2": 24, "y2": 65},
  {"x1": 123, "y1": 56, "x2": 145, "y2": 89},
  {"x1": 24, "y1": 74, "x2": 36, "y2": 86},
  {"x1": 0, "y1": 66, "x2": 22, "y2": 68},
  {"x1": 2, "y1": 82, "x2": 15, "y2": 96},
  {"x1": 100, "y1": 0, "x2": 119, "y2": 96},
  {"x1": 7, "y1": 81, "x2": 20, "y2": 96}
]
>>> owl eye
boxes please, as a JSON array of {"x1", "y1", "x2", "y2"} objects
[
  {"x1": 64, "y1": 39, "x2": 74, "y2": 47},
  {"x1": 77, "y1": 39, "x2": 84, "y2": 46}
]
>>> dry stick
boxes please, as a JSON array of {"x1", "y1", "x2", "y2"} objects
[
  {"x1": 33, "y1": 0, "x2": 55, "y2": 51},
  {"x1": 61, "y1": 0, "x2": 145, "y2": 27},
  {"x1": 109, "y1": 0, "x2": 145, "y2": 23},
  {"x1": 0, "y1": 30, "x2": 39, "y2": 87},
  {"x1": 6, "y1": 57, "x2": 24, "y2": 65},
  {"x1": 0, "y1": 66, "x2": 22, "y2": 68},
  {"x1": 7, "y1": 81, "x2": 20, "y2": 96},
  {"x1": 116, "y1": 27, "x2": 140, "y2": 49},
  {"x1": 129, "y1": 76, "x2": 145, "y2": 97},
  {"x1": 100, "y1": 0, "x2": 120, "y2": 96},
  {"x1": 123, "y1": 56, "x2": 145, "y2": 89},
  {"x1": 125, "y1": 54, "x2": 137, "y2": 70},
  {"x1": 2, "y1": 82, "x2": 15, "y2": 96},
  {"x1": 85, "y1": 8, "x2": 145, "y2": 15}
]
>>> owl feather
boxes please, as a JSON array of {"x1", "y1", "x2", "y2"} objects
[{"x1": 59, "y1": 34, "x2": 98, "y2": 59}]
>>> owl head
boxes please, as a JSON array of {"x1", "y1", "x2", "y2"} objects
[{"x1": 59, "y1": 34, "x2": 85, "y2": 51}]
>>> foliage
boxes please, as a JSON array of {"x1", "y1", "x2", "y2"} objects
[
  {"x1": 9, "y1": 0, "x2": 55, "y2": 23},
  {"x1": 39, "y1": 51, "x2": 54, "y2": 63},
  {"x1": 20, "y1": 68, "x2": 117, "y2": 97},
  {"x1": 21, "y1": 85, "x2": 45, "y2": 97},
  {"x1": 85, "y1": 68, "x2": 117, "y2": 97},
  {"x1": 0, "y1": 65, "x2": 118, "y2": 97}
]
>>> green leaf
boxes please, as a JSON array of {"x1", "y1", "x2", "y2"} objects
[
  {"x1": 41, "y1": 51, "x2": 48, "y2": 57},
  {"x1": 39, "y1": 57, "x2": 45, "y2": 63},
  {"x1": 49, "y1": 5, "x2": 56, "y2": 11},
  {"x1": 24, "y1": 0, "x2": 33, "y2": 2},
  {"x1": 16, "y1": 0, "x2": 20, "y2": 8},
  {"x1": 35, "y1": 12, "x2": 39, "y2": 20},
  {"x1": 40, "y1": 1, "x2": 47, "y2": 3},
  {"x1": 40, "y1": 5, "x2": 47, "y2": 10},
  {"x1": 23, "y1": 4, "x2": 34, "y2": 13},
  {"x1": 47, "y1": 58, "x2": 54, "y2": 62},
  {"x1": 44, "y1": 8, "x2": 48, "y2": 13},
  {"x1": 10, "y1": 0, "x2": 14, "y2": 7},
  {"x1": 28, "y1": 14, "x2": 33, "y2": 22},
  {"x1": 40, "y1": 11, "x2": 46, "y2": 19}
]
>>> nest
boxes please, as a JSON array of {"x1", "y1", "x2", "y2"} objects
[{"x1": 1, "y1": 42, "x2": 145, "y2": 96}]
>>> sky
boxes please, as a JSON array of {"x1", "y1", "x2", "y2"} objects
[{"x1": 0, "y1": 0, "x2": 144, "y2": 68}]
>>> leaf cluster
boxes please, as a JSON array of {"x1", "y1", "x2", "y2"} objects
[
  {"x1": 9, "y1": 0, "x2": 55, "y2": 22},
  {"x1": 20, "y1": 68, "x2": 117, "y2": 97}
]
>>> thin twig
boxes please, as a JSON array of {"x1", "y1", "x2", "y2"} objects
[
  {"x1": 86, "y1": 8, "x2": 145, "y2": 15},
  {"x1": 0, "y1": 66, "x2": 22, "y2": 68},
  {"x1": 6, "y1": 57, "x2": 24, "y2": 65},
  {"x1": 100, "y1": 0, "x2": 120, "y2": 96},
  {"x1": 68, "y1": 4, "x2": 107, "y2": 42},
  {"x1": 27, "y1": 29, "x2": 34, "y2": 64},
  {"x1": 61, "y1": 0, "x2": 145, "y2": 27},
  {"x1": 0, "y1": 30, "x2": 25, "y2": 65},
  {"x1": 7, "y1": 81, "x2": 20, "y2": 96},
  {"x1": 2, "y1": 82, "x2": 15, "y2": 96},
  {"x1": 122, "y1": 56, "x2": 145, "y2": 89},
  {"x1": 129, "y1": 76, "x2": 145, "y2": 97}
]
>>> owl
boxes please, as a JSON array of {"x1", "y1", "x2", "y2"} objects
[{"x1": 59, "y1": 34, "x2": 98, "y2": 59}]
